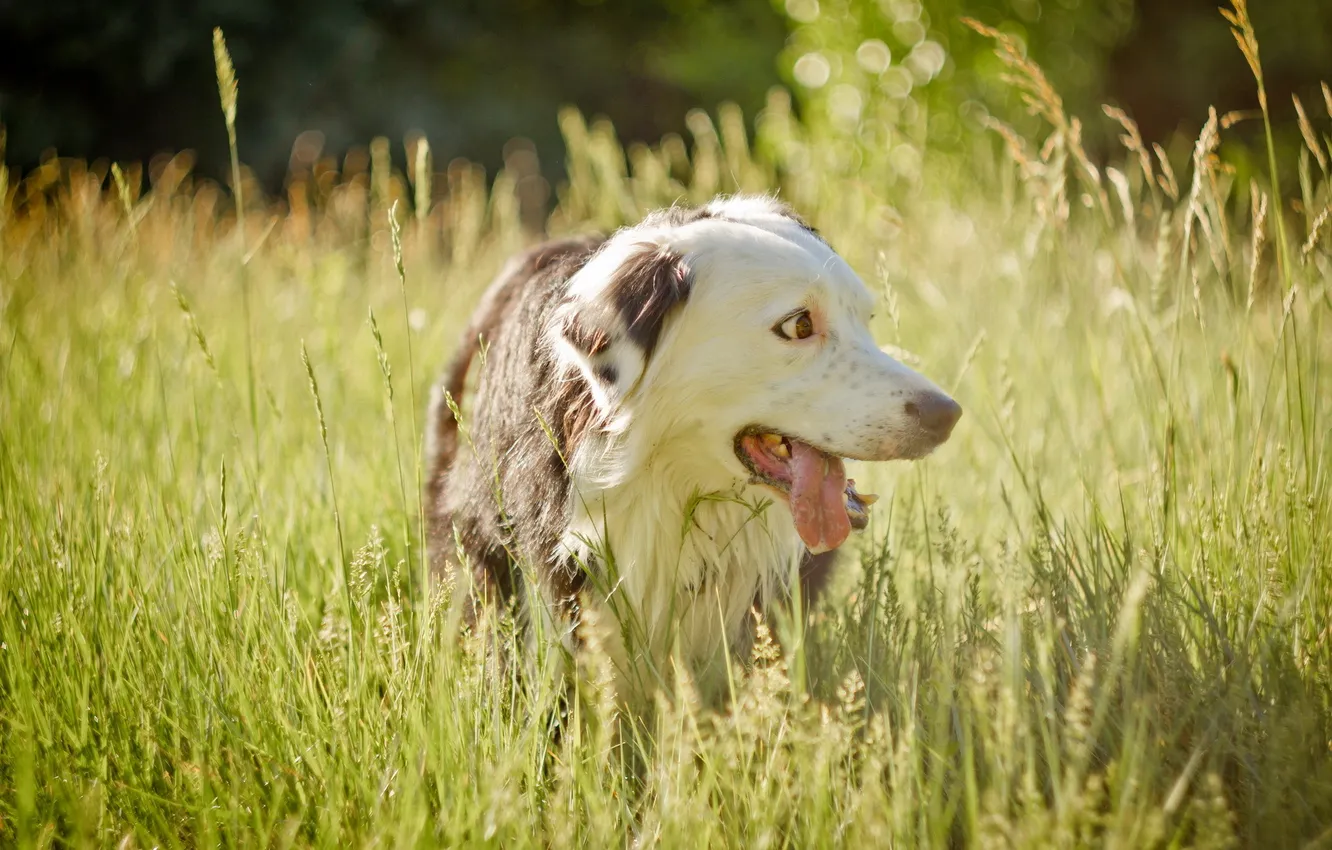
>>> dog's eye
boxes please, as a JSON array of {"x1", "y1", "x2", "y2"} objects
[{"x1": 774, "y1": 310, "x2": 815, "y2": 341}]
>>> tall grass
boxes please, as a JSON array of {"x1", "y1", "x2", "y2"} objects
[{"x1": 2, "y1": 9, "x2": 1332, "y2": 848}]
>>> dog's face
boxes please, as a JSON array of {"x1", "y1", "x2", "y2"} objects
[{"x1": 554, "y1": 197, "x2": 960, "y2": 553}]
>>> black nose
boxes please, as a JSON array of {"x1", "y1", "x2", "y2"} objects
[{"x1": 905, "y1": 391, "x2": 962, "y2": 438}]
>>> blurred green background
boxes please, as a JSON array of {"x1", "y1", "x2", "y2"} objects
[{"x1": 1, "y1": 0, "x2": 1330, "y2": 188}]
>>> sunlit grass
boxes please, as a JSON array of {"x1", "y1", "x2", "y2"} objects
[{"x1": 2, "y1": 11, "x2": 1332, "y2": 847}]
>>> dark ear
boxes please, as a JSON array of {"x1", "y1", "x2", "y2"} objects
[
  {"x1": 605, "y1": 244, "x2": 691, "y2": 359},
  {"x1": 553, "y1": 243, "x2": 691, "y2": 410}
]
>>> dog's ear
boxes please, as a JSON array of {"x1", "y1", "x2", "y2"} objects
[{"x1": 553, "y1": 243, "x2": 691, "y2": 412}]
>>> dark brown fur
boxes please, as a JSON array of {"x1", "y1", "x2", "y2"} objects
[
  {"x1": 425, "y1": 235, "x2": 606, "y2": 611},
  {"x1": 604, "y1": 244, "x2": 691, "y2": 357}
]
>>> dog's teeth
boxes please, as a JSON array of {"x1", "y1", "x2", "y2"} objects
[
  {"x1": 772, "y1": 442, "x2": 790, "y2": 458},
  {"x1": 761, "y1": 433, "x2": 783, "y2": 447}
]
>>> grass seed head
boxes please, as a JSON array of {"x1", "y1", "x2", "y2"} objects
[
  {"x1": 211, "y1": 28, "x2": 237, "y2": 129},
  {"x1": 1293, "y1": 94, "x2": 1328, "y2": 174}
]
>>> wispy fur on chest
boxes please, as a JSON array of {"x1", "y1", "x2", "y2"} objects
[{"x1": 560, "y1": 446, "x2": 805, "y2": 667}]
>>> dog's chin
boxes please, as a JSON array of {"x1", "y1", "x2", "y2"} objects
[{"x1": 733, "y1": 427, "x2": 878, "y2": 553}]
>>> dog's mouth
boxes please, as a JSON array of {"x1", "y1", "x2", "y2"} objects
[{"x1": 734, "y1": 428, "x2": 879, "y2": 554}]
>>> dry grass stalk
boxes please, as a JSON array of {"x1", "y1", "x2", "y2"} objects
[
  {"x1": 1182, "y1": 108, "x2": 1221, "y2": 267},
  {"x1": 1068, "y1": 117, "x2": 1111, "y2": 219},
  {"x1": 962, "y1": 18, "x2": 1065, "y2": 130},
  {"x1": 1303, "y1": 203, "x2": 1330, "y2": 261},
  {"x1": 1293, "y1": 95, "x2": 1328, "y2": 175},
  {"x1": 965, "y1": 19, "x2": 1107, "y2": 227},
  {"x1": 1039, "y1": 132, "x2": 1071, "y2": 224},
  {"x1": 1106, "y1": 166, "x2": 1134, "y2": 227},
  {"x1": 1248, "y1": 180, "x2": 1268, "y2": 308},
  {"x1": 212, "y1": 28, "x2": 243, "y2": 230},
  {"x1": 983, "y1": 116, "x2": 1040, "y2": 180},
  {"x1": 1323, "y1": 81, "x2": 1332, "y2": 121},
  {"x1": 302, "y1": 340, "x2": 350, "y2": 620},
  {"x1": 1153, "y1": 144, "x2": 1180, "y2": 201},
  {"x1": 211, "y1": 30, "x2": 237, "y2": 129},
  {"x1": 1220, "y1": 110, "x2": 1259, "y2": 130},
  {"x1": 1221, "y1": 1, "x2": 1264, "y2": 110},
  {"x1": 1102, "y1": 105, "x2": 1154, "y2": 189},
  {"x1": 1222, "y1": 0, "x2": 1292, "y2": 285},
  {"x1": 171, "y1": 282, "x2": 219, "y2": 379}
]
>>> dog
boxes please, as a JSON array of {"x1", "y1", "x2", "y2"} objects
[{"x1": 425, "y1": 195, "x2": 960, "y2": 695}]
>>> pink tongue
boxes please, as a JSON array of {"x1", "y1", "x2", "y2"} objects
[{"x1": 789, "y1": 441, "x2": 852, "y2": 553}]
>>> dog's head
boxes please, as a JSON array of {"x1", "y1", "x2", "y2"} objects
[{"x1": 551, "y1": 196, "x2": 960, "y2": 553}]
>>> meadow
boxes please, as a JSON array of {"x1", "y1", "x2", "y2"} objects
[{"x1": 2, "y1": 6, "x2": 1332, "y2": 847}]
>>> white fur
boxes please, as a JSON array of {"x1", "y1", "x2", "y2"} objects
[{"x1": 547, "y1": 195, "x2": 950, "y2": 686}]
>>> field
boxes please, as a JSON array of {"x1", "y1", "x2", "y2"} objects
[{"x1": 3, "y1": 11, "x2": 1332, "y2": 848}]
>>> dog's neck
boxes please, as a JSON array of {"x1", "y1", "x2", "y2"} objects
[{"x1": 559, "y1": 425, "x2": 803, "y2": 674}]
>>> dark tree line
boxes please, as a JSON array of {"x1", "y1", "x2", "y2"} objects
[{"x1": 1, "y1": 0, "x2": 1328, "y2": 189}]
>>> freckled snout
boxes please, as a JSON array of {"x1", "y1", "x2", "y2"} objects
[
  {"x1": 905, "y1": 390, "x2": 962, "y2": 442},
  {"x1": 867, "y1": 344, "x2": 961, "y2": 450}
]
